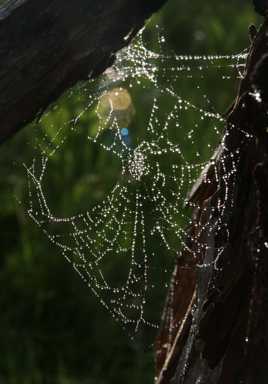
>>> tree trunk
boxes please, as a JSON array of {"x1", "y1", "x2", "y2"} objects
[
  {"x1": 0, "y1": 0, "x2": 167, "y2": 143},
  {"x1": 155, "y1": 19, "x2": 268, "y2": 384}
]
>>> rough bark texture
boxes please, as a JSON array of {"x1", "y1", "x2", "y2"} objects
[
  {"x1": 0, "y1": 0, "x2": 167, "y2": 143},
  {"x1": 155, "y1": 19, "x2": 268, "y2": 384}
]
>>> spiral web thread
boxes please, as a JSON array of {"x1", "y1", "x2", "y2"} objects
[{"x1": 24, "y1": 27, "x2": 248, "y2": 334}]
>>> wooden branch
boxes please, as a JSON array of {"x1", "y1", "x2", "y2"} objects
[
  {"x1": 156, "y1": 19, "x2": 268, "y2": 384},
  {"x1": 0, "y1": 0, "x2": 167, "y2": 144}
]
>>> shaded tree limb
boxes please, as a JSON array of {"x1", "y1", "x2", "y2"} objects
[
  {"x1": 156, "y1": 18, "x2": 268, "y2": 384},
  {"x1": 0, "y1": 0, "x2": 167, "y2": 143}
]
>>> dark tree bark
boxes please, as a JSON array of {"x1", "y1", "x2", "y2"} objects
[
  {"x1": 0, "y1": 0, "x2": 167, "y2": 144},
  {"x1": 155, "y1": 19, "x2": 268, "y2": 384}
]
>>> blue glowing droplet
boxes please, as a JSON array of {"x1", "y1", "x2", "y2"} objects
[{"x1": 120, "y1": 128, "x2": 129, "y2": 137}]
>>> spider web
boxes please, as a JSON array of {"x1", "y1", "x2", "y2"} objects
[{"x1": 24, "y1": 26, "x2": 247, "y2": 335}]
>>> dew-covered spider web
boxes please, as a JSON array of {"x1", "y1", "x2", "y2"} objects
[{"x1": 24, "y1": 26, "x2": 247, "y2": 335}]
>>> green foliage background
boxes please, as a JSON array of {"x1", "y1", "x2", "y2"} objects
[{"x1": 0, "y1": 1, "x2": 259, "y2": 383}]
